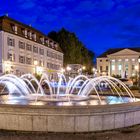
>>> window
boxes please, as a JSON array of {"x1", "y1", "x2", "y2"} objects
[
  {"x1": 118, "y1": 64, "x2": 122, "y2": 70},
  {"x1": 100, "y1": 59, "x2": 102, "y2": 62},
  {"x1": 125, "y1": 64, "x2": 128, "y2": 70},
  {"x1": 125, "y1": 59, "x2": 129, "y2": 61},
  {"x1": 40, "y1": 37, "x2": 44, "y2": 44},
  {"x1": 32, "y1": 33, "x2": 36, "y2": 41},
  {"x1": 112, "y1": 65, "x2": 115, "y2": 71},
  {"x1": 106, "y1": 59, "x2": 108, "y2": 62},
  {"x1": 39, "y1": 60, "x2": 44, "y2": 66},
  {"x1": 27, "y1": 31, "x2": 32, "y2": 39},
  {"x1": 100, "y1": 66, "x2": 102, "y2": 71},
  {"x1": 132, "y1": 65, "x2": 135, "y2": 70},
  {"x1": 19, "y1": 41, "x2": 25, "y2": 49},
  {"x1": 26, "y1": 44, "x2": 32, "y2": 51},
  {"x1": 26, "y1": 57, "x2": 32, "y2": 65},
  {"x1": 57, "y1": 55, "x2": 63, "y2": 60},
  {"x1": 7, "y1": 37, "x2": 15, "y2": 47},
  {"x1": 10, "y1": 24, "x2": 17, "y2": 34},
  {"x1": 47, "y1": 50, "x2": 50, "y2": 57},
  {"x1": 33, "y1": 46, "x2": 38, "y2": 53},
  {"x1": 47, "y1": 62, "x2": 60, "y2": 70},
  {"x1": 106, "y1": 66, "x2": 108, "y2": 71},
  {"x1": 39, "y1": 48, "x2": 44, "y2": 55},
  {"x1": 7, "y1": 52, "x2": 15, "y2": 61},
  {"x1": 19, "y1": 55, "x2": 25, "y2": 63}
]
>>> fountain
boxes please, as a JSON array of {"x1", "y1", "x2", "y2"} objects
[{"x1": 0, "y1": 73, "x2": 139, "y2": 132}]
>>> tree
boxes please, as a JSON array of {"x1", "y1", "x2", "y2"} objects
[{"x1": 48, "y1": 28, "x2": 94, "y2": 73}]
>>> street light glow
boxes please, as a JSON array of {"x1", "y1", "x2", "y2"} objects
[
  {"x1": 82, "y1": 66, "x2": 86, "y2": 70},
  {"x1": 34, "y1": 60, "x2": 38, "y2": 66},
  {"x1": 135, "y1": 65, "x2": 139, "y2": 71},
  {"x1": 61, "y1": 68, "x2": 65, "y2": 73},
  {"x1": 66, "y1": 66, "x2": 71, "y2": 71}
]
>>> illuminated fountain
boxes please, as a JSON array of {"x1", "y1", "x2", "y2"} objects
[
  {"x1": 0, "y1": 73, "x2": 140, "y2": 132},
  {"x1": 0, "y1": 73, "x2": 136, "y2": 105}
]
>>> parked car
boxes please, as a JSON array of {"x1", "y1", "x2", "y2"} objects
[{"x1": 119, "y1": 78, "x2": 133, "y2": 87}]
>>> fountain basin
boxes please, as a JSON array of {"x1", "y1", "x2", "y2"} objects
[{"x1": 0, "y1": 101, "x2": 140, "y2": 132}]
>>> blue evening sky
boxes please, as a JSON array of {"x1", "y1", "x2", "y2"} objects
[{"x1": 0, "y1": 0, "x2": 140, "y2": 56}]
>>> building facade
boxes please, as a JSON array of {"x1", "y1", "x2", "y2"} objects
[
  {"x1": 0, "y1": 15, "x2": 63, "y2": 78},
  {"x1": 97, "y1": 48, "x2": 140, "y2": 78}
]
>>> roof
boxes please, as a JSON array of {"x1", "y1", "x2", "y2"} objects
[
  {"x1": 0, "y1": 15, "x2": 63, "y2": 53},
  {"x1": 97, "y1": 48, "x2": 140, "y2": 58}
]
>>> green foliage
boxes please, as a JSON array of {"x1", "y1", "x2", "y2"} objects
[
  {"x1": 48, "y1": 28, "x2": 94, "y2": 73},
  {"x1": 35, "y1": 74, "x2": 42, "y2": 81}
]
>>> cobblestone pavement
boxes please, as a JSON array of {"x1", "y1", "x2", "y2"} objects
[{"x1": 0, "y1": 125, "x2": 140, "y2": 140}]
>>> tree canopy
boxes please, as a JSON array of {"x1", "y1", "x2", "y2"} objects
[{"x1": 48, "y1": 28, "x2": 94, "y2": 73}]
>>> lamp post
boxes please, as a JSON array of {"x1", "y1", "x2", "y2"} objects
[{"x1": 138, "y1": 57, "x2": 140, "y2": 93}]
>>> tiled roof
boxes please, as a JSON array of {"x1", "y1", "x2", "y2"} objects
[{"x1": 0, "y1": 15, "x2": 63, "y2": 53}]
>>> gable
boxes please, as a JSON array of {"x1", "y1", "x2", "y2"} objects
[{"x1": 107, "y1": 49, "x2": 140, "y2": 56}]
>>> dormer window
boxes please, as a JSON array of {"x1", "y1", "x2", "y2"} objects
[
  {"x1": 32, "y1": 33, "x2": 36, "y2": 41},
  {"x1": 49, "y1": 41, "x2": 53, "y2": 48},
  {"x1": 54, "y1": 43, "x2": 58, "y2": 50},
  {"x1": 40, "y1": 37, "x2": 44, "y2": 44},
  {"x1": 45, "y1": 39, "x2": 49, "y2": 46},
  {"x1": 27, "y1": 31, "x2": 32, "y2": 39},
  {"x1": 10, "y1": 23, "x2": 17, "y2": 34},
  {"x1": 21, "y1": 28, "x2": 27, "y2": 38}
]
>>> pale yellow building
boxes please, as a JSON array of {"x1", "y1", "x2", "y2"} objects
[{"x1": 97, "y1": 48, "x2": 140, "y2": 78}]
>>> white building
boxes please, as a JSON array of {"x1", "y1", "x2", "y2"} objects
[
  {"x1": 0, "y1": 15, "x2": 63, "y2": 78},
  {"x1": 97, "y1": 48, "x2": 140, "y2": 78}
]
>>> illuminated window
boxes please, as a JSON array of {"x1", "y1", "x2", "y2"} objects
[
  {"x1": 112, "y1": 65, "x2": 115, "y2": 71},
  {"x1": 118, "y1": 64, "x2": 122, "y2": 70},
  {"x1": 125, "y1": 59, "x2": 129, "y2": 61}
]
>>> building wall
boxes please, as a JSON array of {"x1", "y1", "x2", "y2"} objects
[
  {"x1": 1, "y1": 31, "x2": 63, "y2": 77},
  {"x1": 97, "y1": 57, "x2": 109, "y2": 76},
  {"x1": 97, "y1": 49, "x2": 140, "y2": 78},
  {"x1": 0, "y1": 31, "x2": 3, "y2": 73}
]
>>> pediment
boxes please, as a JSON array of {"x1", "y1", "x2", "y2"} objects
[{"x1": 107, "y1": 49, "x2": 140, "y2": 56}]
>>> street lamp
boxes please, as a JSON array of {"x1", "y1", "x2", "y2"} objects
[
  {"x1": 92, "y1": 68, "x2": 96, "y2": 77},
  {"x1": 82, "y1": 66, "x2": 86, "y2": 75},
  {"x1": 66, "y1": 66, "x2": 71, "y2": 71},
  {"x1": 82, "y1": 66, "x2": 86, "y2": 70},
  {"x1": 138, "y1": 57, "x2": 140, "y2": 93}
]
